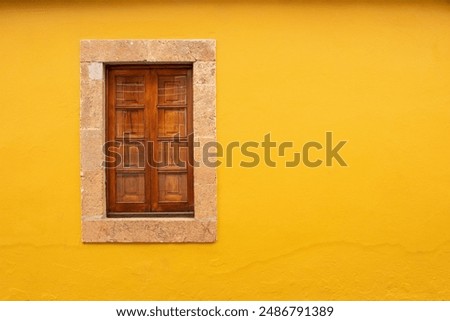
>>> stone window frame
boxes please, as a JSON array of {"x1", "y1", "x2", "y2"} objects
[{"x1": 80, "y1": 40, "x2": 216, "y2": 243}]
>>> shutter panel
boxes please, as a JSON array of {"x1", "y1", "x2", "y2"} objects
[
  {"x1": 107, "y1": 69, "x2": 150, "y2": 213},
  {"x1": 151, "y1": 69, "x2": 194, "y2": 212}
]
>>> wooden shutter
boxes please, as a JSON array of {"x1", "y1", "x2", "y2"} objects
[{"x1": 106, "y1": 66, "x2": 194, "y2": 217}]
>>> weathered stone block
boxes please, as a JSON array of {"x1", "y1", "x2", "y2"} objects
[
  {"x1": 82, "y1": 218, "x2": 216, "y2": 243},
  {"x1": 146, "y1": 39, "x2": 216, "y2": 62},
  {"x1": 80, "y1": 129, "x2": 104, "y2": 171},
  {"x1": 81, "y1": 40, "x2": 149, "y2": 62},
  {"x1": 194, "y1": 183, "x2": 217, "y2": 220},
  {"x1": 80, "y1": 65, "x2": 104, "y2": 130},
  {"x1": 193, "y1": 61, "x2": 216, "y2": 85},
  {"x1": 81, "y1": 170, "x2": 105, "y2": 216}
]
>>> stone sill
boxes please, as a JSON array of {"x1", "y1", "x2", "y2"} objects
[{"x1": 82, "y1": 216, "x2": 217, "y2": 243}]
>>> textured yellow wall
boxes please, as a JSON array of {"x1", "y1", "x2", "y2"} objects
[{"x1": 1, "y1": 0, "x2": 450, "y2": 300}]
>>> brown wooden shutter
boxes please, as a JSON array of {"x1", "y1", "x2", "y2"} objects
[{"x1": 106, "y1": 66, "x2": 194, "y2": 217}]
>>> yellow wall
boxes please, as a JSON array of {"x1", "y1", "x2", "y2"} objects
[{"x1": 1, "y1": 0, "x2": 450, "y2": 300}]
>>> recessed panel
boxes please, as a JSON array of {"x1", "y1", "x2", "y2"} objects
[
  {"x1": 115, "y1": 109, "x2": 145, "y2": 139},
  {"x1": 158, "y1": 172, "x2": 188, "y2": 202},
  {"x1": 156, "y1": 141, "x2": 188, "y2": 169},
  {"x1": 116, "y1": 172, "x2": 145, "y2": 203},
  {"x1": 158, "y1": 108, "x2": 186, "y2": 137},
  {"x1": 116, "y1": 76, "x2": 145, "y2": 106},
  {"x1": 158, "y1": 76, "x2": 187, "y2": 105},
  {"x1": 119, "y1": 142, "x2": 146, "y2": 169}
]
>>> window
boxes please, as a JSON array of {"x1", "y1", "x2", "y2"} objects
[
  {"x1": 80, "y1": 40, "x2": 216, "y2": 242},
  {"x1": 106, "y1": 66, "x2": 194, "y2": 217}
]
